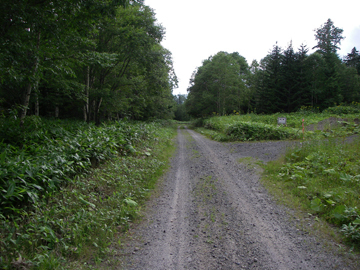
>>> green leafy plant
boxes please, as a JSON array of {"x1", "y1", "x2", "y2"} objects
[
  {"x1": 265, "y1": 137, "x2": 360, "y2": 247},
  {"x1": 195, "y1": 109, "x2": 360, "y2": 142},
  {"x1": 226, "y1": 121, "x2": 300, "y2": 141},
  {"x1": 0, "y1": 118, "x2": 176, "y2": 269},
  {"x1": 324, "y1": 105, "x2": 360, "y2": 115}
]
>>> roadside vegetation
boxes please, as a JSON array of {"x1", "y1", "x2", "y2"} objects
[
  {"x1": 2, "y1": 1, "x2": 360, "y2": 265},
  {"x1": 264, "y1": 137, "x2": 360, "y2": 249},
  {"x1": 193, "y1": 104, "x2": 360, "y2": 249},
  {"x1": 193, "y1": 104, "x2": 360, "y2": 142},
  {"x1": 0, "y1": 117, "x2": 176, "y2": 269}
]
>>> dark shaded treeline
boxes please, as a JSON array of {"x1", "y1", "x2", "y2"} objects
[
  {"x1": 0, "y1": 0, "x2": 178, "y2": 122},
  {"x1": 186, "y1": 19, "x2": 360, "y2": 117}
]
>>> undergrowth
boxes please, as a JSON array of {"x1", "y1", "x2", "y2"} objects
[
  {"x1": 194, "y1": 106, "x2": 360, "y2": 142},
  {"x1": 0, "y1": 117, "x2": 176, "y2": 269},
  {"x1": 193, "y1": 105, "x2": 360, "y2": 249},
  {"x1": 264, "y1": 137, "x2": 360, "y2": 248}
]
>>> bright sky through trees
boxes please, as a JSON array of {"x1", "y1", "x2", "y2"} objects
[{"x1": 145, "y1": 0, "x2": 360, "y2": 95}]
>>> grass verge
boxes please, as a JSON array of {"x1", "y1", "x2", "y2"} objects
[
  {"x1": 0, "y1": 122, "x2": 177, "y2": 269},
  {"x1": 262, "y1": 136, "x2": 360, "y2": 250}
]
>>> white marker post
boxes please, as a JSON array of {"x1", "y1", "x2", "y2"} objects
[{"x1": 277, "y1": 117, "x2": 287, "y2": 125}]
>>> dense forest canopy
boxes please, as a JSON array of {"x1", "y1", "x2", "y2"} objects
[
  {"x1": 1, "y1": 9, "x2": 359, "y2": 122},
  {"x1": 0, "y1": 0, "x2": 178, "y2": 122},
  {"x1": 186, "y1": 19, "x2": 360, "y2": 117}
]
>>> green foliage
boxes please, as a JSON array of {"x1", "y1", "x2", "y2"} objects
[
  {"x1": 186, "y1": 51, "x2": 250, "y2": 118},
  {"x1": 196, "y1": 128, "x2": 229, "y2": 142},
  {"x1": 313, "y1": 18, "x2": 344, "y2": 54},
  {"x1": 298, "y1": 105, "x2": 321, "y2": 115},
  {"x1": 195, "y1": 109, "x2": 360, "y2": 142},
  {"x1": 89, "y1": 5, "x2": 176, "y2": 121},
  {"x1": 0, "y1": 118, "x2": 175, "y2": 269},
  {"x1": 0, "y1": 117, "x2": 163, "y2": 216},
  {"x1": 0, "y1": 1, "x2": 176, "y2": 122},
  {"x1": 252, "y1": 19, "x2": 358, "y2": 114},
  {"x1": 226, "y1": 122, "x2": 299, "y2": 141},
  {"x1": 174, "y1": 94, "x2": 190, "y2": 121},
  {"x1": 265, "y1": 137, "x2": 360, "y2": 246},
  {"x1": 344, "y1": 47, "x2": 360, "y2": 75},
  {"x1": 323, "y1": 104, "x2": 360, "y2": 114}
]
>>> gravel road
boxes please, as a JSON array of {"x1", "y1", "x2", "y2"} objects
[{"x1": 115, "y1": 127, "x2": 358, "y2": 269}]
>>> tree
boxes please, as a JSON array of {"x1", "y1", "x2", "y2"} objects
[
  {"x1": 186, "y1": 51, "x2": 249, "y2": 118},
  {"x1": 247, "y1": 59, "x2": 260, "y2": 112},
  {"x1": 281, "y1": 42, "x2": 299, "y2": 112},
  {"x1": 256, "y1": 43, "x2": 283, "y2": 113},
  {"x1": 340, "y1": 47, "x2": 360, "y2": 102},
  {"x1": 0, "y1": 1, "x2": 155, "y2": 121},
  {"x1": 312, "y1": 19, "x2": 344, "y2": 108},
  {"x1": 294, "y1": 44, "x2": 312, "y2": 108},
  {"x1": 0, "y1": 0, "x2": 137, "y2": 120},
  {"x1": 344, "y1": 47, "x2": 360, "y2": 75},
  {"x1": 313, "y1": 19, "x2": 344, "y2": 54},
  {"x1": 339, "y1": 63, "x2": 360, "y2": 103},
  {"x1": 305, "y1": 52, "x2": 326, "y2": 107},
  {"x1": 92, "y1": 5, "x2": 174, "y2": 121},
  {"x1": 174, "y1": 94, "x2": 190, "y2": 121}
]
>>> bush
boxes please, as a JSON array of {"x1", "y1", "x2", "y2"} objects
[
  {"x1": 324, "y1": 105, "x2": 360, "y2": 115},
  {"x1": 0, "y1": 120, "x2": 176, "y2": 269},
  {"x1": 0, "y1": 118, "x2": 160, "y2": 216},
  {"x1": 191, "y1": 118, "x2": 207, "y2": 128},
  {"x1": 226, "y1": 121, "x2": 299, "y2": 141}
]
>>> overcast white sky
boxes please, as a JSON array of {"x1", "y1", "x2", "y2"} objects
[{"x1": 144, "y1": 0, "x2": 360, "y2": 95}]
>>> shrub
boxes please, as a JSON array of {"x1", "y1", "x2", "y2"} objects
[
  {"x1": 0, "y1": 118, "x2": 158, "y2": 216},
  {"x1": 0, "y1": 120, "x2": 176, "y2": 269},
  {"x1": 323, "y1": 105, "x2": 360, "y2": 115},
  {"x1": 226, "y1": 121, "x2": 299, "y2": 141}
]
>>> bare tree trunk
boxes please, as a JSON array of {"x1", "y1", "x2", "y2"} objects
[
  {"x1": 35, "y1": 93, "x2": 39, "y2": 116},
  {"x1": 97, "y1": 97, "x2": 102, "y2": 114},
  {"x1": 95, "y1": 97, "x2": 103, "y2": 125},
  {"x1": 83, "y1": 106, "x2": 87, "y2": 121},
  {"x1": 84, "y1": 66, "x2": 90, "y2": 122},
  {"x1": 20, "y1": 31, "x2": 41, "y2": 121},
  {"x1": 55, "y1": 106, "x2": 59, "y2": 118},
  {"x1": 21, "y1": 70, "x2": 37, "y2": 120},
  {"x1": 34, "y1": 79, "x2": 40, "y2": 116}
]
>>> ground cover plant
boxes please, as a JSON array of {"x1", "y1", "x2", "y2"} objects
[
  {"x1": 264, "y1": 137, "x2": 360, "y2": 248},
  {"x1": 193, "y1": 105, "x2": 360, "y2": 249},
  {"x1": 0, "y1": 117, "x2": 176, "y2": 269},
  {"x1": 1, "y1": 116, "x2": 131, "y2": 215},
  {"x1": 194, "y1": 105, "x2": 360, "y2": 142}
]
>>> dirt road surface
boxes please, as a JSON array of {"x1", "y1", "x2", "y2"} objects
[{"x1": 115, "y1": 128, "x2": 358, "y2": 269}]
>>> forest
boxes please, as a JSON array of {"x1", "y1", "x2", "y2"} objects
[
  {"x1": 1, "y1": 2, "x2": 360, "y2": 267},
  {"x1": 186, "y1": 19, "x2": 360, "y2": 118},
  {"x1": 2, "y1": 1, "x2": 359, "y2": 122},
  {"x1": 0, "y1": 2, "x2": 179, "y2": 266},
  {"x1": 0, "y1": 0, "x2": 177, "y2": 123}
]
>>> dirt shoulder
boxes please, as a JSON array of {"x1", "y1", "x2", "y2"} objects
[{"x1": 111, "y1": 128, "x2": 358, "y2": 269}]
